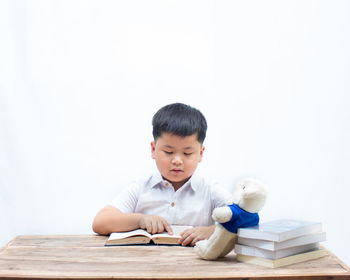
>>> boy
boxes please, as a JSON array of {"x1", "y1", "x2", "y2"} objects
[{"x1": 92, "y1": 103, "x2": 231, "y2": 246}]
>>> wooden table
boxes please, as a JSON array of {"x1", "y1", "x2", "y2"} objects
[{"x1": 0, "y1": 235, "x2": 349, "y2": 280}]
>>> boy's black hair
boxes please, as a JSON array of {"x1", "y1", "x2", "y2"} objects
[{"x1": 152, "y1": 103, "x2": 207, "y2": 144}]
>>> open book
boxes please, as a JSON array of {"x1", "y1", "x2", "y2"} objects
[{"x1": 105, "y1": 225, "x2": 192, "y2": 246}]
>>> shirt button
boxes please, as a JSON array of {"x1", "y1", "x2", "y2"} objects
[
  {"x1": 171, "y1": 202, "x2": 175, "y2": 207},
  {"x1": 165, "y1": 182, "x2": 169, "y2": 187}
]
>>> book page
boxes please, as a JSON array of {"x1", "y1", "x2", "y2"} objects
[
  {"x1": 151, "y1": 225, "x2": 193, "y2": 239},
  {"x1": 109, "y1": 229, "x2": 152, "y2": 241}
]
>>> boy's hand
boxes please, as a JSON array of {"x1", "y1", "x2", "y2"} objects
[
  {"x1": 138, "y1": 214, "x2": 173, "y2": 235},
  {"x1": 179, "y1": 225, "x2": 215, "y2": 247}
]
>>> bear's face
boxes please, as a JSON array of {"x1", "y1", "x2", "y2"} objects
[{"x1": 232, "y1": 178, "x2": 267, "y2": 213}]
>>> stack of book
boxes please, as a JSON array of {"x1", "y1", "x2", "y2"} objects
[{"x1": 235, "y1": 219, "x2": 327, "y2": 268}]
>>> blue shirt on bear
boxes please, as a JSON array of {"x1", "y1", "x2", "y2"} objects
[{"x1": 220, "y1": 204, "x2": 259, "y2": 233}]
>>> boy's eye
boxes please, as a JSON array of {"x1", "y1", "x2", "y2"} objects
[
  {"x1": 164, "y1": 151, "x2": 173, "y2": 155},
  {"x1": 184, "y1": 153, "x2": 193, "y2": 156}
]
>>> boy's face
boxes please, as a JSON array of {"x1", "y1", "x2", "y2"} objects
[{"x1": 151, "y1": 133, "x2": 205, "y2": 190}]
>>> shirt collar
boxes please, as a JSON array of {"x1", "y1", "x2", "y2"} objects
[
  {"x1": 148, "y1": 169, "x2": 200, "y2": 192},
  {"x1": 148, "y1": 170, "x2": 164, "y2": 188}
]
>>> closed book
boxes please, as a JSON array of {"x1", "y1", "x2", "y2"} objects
[
  {"x1": 238, "y1": 231, "x2": 326, "y2": 251},
  {"x1": 237, "y1": 219, "x2": 322, "y2": 242},
  {"x1": 236, "y1": 247, "x2": 327, "y2": 268},
  {"x1": 235, "y1": 243, "x2": 319, "y2": 260}
]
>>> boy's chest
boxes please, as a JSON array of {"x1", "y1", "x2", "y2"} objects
[{"x1": 134, "y1": 187, "x2": 213, "y2": 226}]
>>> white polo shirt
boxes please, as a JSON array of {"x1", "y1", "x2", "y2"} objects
[{"x1": 109, "y1": 170, "x2": 232, "y2": 226}]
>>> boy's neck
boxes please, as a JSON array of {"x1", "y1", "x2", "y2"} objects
[{"x1": 163, "y1": 176, "x2": 191, "y2": 191}]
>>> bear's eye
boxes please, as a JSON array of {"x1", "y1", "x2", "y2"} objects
[{"x1": 242, "y1": 186, "x2": 246, "y2": 190}]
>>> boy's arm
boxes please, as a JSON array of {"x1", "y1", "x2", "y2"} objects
[
  {"x1": 178, "y1": 225, "x2": 215, "y2": 247},
  {"x1": 92, "y1": 205, "x2": 173, "y2": 235}
]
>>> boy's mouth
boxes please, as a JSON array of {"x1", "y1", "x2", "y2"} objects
[{"x1": 170, "y1": 169, "x2": 183, "y2": 174}]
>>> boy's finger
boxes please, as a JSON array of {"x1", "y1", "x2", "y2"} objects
[
  {"x1": 179, "y1": 231, "x2": 190, "y2": 244},
  {"x1": 157, "y1": 221, "x2": 164, "y2": 233},
  {"x1": 181, "y1": 235, "x2": 193, "y2": 246},
  {"x1": 191, "y1": 236, "x2": 200, "y2": 247},
  {"x1": 164, "y1": 222, "x2": 173, "y2": 235},
  {"x1": 151, "y1": 221, "x2": 158, "y2": 234},
  {"x1": 181, "y1": 228, "x2": 192, "y2": 236},
  {"x1": 146, "y1": 222, "x2": 152, "y2": 234}
]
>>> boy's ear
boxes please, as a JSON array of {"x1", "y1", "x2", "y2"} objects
[
  {"x1": 198, "y1": 145, "x2": 205, "y2": 162},
  {"x1": 151, "y1": 141, "x2": 156, "y2": 159}
]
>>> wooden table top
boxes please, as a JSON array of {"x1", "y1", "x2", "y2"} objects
[{"x1": 0, "y1": 234, "x2": 349, "y2": 280}]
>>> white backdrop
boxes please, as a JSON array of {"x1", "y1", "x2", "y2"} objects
[{"x1": 1, "y1": 0, "x2": 349, "y2": 265}]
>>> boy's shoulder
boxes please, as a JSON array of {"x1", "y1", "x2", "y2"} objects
[
  {"x1": 192, "y1": 170, "x2": 232, "y2": 205},
  {"x1": 130, "y1": 169, "x2": 163, "y2": 189},
  {"x1": 191, "y1": 170, "x2": 229, "y2": 192}
]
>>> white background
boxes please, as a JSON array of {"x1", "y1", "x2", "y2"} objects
[{"x1": 1, "y1": 0, "x2": 349, "y2": 265}]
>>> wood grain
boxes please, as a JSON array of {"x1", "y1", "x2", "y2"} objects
[{"x1": 0, "y1": 235, "x2": 349, "y2": 280}]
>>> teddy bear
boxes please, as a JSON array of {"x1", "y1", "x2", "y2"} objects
[{"x1": 194, "y1": 178, "x2": 267, "y2": 260}]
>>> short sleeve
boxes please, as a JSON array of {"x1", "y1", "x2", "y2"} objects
[
  {"x1": 210, "y1": 181, "x2": 233, "y2": 210},
  {"x1": 108, "y1": 180, "x2": 140, "y2": 213}
]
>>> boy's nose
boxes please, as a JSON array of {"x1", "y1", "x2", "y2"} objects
[{"x1": 172, "y1": 155, "x2": 183, "y2": 166}]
